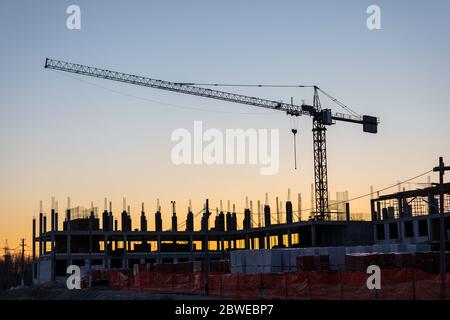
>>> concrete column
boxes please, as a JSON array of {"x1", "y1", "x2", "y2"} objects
[
  {"x1": 66, "y1": 208, "x2": 72, "y2": 266},
  {"x1": 123, "y1": 234, "x2": 128, "y2": 268},
  {"x1": 370, "y1": 200, "x2": 376, "y2": 221},
  {"x1": 288, "y1": 229, "x2": 292, "y2": 248},
  {"x1": 32, "y1": 217, "x2": 36, "y2": 282},
  {"x1": 266, "y1": 233, "x2": 270, "y2": 249},
  {"x1": 157, "y1": 234, "x2": 161, "y2": 263},
  {"x1": 413, "y1": 220, "x2": 419, "y2": 240},
  {"x1": 189, "y1": 234, "x2": 194, "y2": 261},
  {"x1": 51, "y1": 233, "x2": 55, "y2": 281},
  {"x1": 259, "y1": 234, "x2": 265, "y2": 249},
  {"x1": 427, "y1": 217, "x2": 433, "y2": 241},
  {"x1": 398, "y1": 220, "x2": 404, "y2": 241},
  {"x1": 104, "y1": 234, "x2": 109, "y2": 268},
  {"x1": 311, "y1": 224, "x2": 316, "y2": 247},
  {"x1": 39, "y1": 212, "x2": 43, "y2": 257},
  {"x1": 277, "y1": 233, "x2": 283, "y2": 248},
  {"x1": 51, "y1": 209, "x2": 55, "y2": 232},
  {"x1": 377, "y1": 202, "x2": 382, "y2": 221},
  {"x1": 397, "y1": 196, "x2": 403, "y2": 218}
]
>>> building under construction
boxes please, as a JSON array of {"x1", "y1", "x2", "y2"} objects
[
  {"x1": 32, "y1": 183, "x2": 450, "y2": 284},
  {"x1": 32, "y1": 191, "x2": 373, "y2": 284},
  {"x1": 33, "y1": 59, "x2": 387, "y2": 284},
  {"x1": 371, "y1": 182, "x2": 450, "y2": 248}
]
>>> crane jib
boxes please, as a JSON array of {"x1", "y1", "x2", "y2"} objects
[
  {"x1": 44, "y1": 58, "x2": 311, "y2": 117},
  {"x1": 44, "y1": 57, "x2": 378, "y2": 133}
]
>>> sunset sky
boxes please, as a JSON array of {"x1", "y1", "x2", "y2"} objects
[{"x1": 1, "y1": 0, "x2": 450, "y2": 251}]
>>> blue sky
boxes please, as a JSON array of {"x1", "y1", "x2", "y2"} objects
[{"x1": 0, "y1": 0, "x2": 449, "y2": 247}]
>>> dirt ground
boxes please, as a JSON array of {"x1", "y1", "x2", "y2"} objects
[{"x1": 0, "y1": 284, "x2": 224, "y2": 300}]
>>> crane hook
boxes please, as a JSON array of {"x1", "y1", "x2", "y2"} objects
[{"x1": 292, "y1": 128, "x2": 298, "y2": 170}]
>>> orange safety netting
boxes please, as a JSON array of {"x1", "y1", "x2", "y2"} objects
[
  {"x1": 237, "y1": 274, "x2": 261, "y2": 299},
  {"x1": 286, "y1": 272, "x2": 309, "y2": 300},
  {"x1": 341, "y1": 271, "x2": 375, "y2": 300},
  {"x1": 378, "y1": 268, "x2": 414, "y2": 300},
  {"x1": 108, "y1": 270, "x2": 130, "y2": 291},
  {"x1": 108, "y1": 268, "x2": 450, "y2": 300},
  {"x1": 262, "y1": 273, "x2": 287, "y2": 300},
  {"x1": 220, "y1": 273, "x2": 239, "y2": 299},
  {"x1": 208, "y1": 273, "x2": 223, "y2": 296},
  {"x1": 309, "y1": 272, "x2": 342, "y2": 300},
  {"x1": 413, "y1": 269, "x2": 450, "y2": 300}
]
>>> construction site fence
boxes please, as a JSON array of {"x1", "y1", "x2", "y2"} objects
[{"x1": 103, "y1": 268, "x2": 450, "y2": 300}]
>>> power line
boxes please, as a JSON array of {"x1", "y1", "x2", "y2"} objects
[
  {"x1": 229, "y1": 169, "x2": 433, "y2": 215},
  {"x1": 294, "y1": 169, "x2": 434, "y2": 214}
]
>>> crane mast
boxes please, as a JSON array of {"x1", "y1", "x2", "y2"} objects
[
  {"x1": 312, "y1": 88, "x2": 329, "y2": 219},
  {"x1": 44, "y1": 58, "x2": 378, "y2": 220}
]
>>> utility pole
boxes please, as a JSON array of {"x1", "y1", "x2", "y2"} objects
[
  {"x1": 88, "y1": 204, "x2": 94, "y2": 288},
  {"x1": 20, "y1": 238, "x2": 25, "y2": 288},
  {"x1": 433, "y1": 156, "x2": 450, "y2": 299},
  {"x1": 204, "y1": 199, "x2": 210, "y2": 295}
]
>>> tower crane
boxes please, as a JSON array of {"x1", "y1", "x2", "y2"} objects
[{"x1": 44, "y1": 58, "x2": 379, "y2": 220}]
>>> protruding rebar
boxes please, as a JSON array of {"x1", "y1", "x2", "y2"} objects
[
  {"x1": 298, "y1": 193, "x2": 302, "y2": 221},
  {"x1": 257, "y1": 200, "x2": 261, "y2": 228},
  {"x1": 276, "y1": 197, "x2": 280, "y2": 224}
]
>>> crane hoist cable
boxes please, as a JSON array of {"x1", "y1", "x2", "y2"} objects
[
  {"x1": 292, "y1": 127, "x2": 298, "y2": 170},
  {"x1": 289, "y1": 97, "x2": 299, "y2": 170}
]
